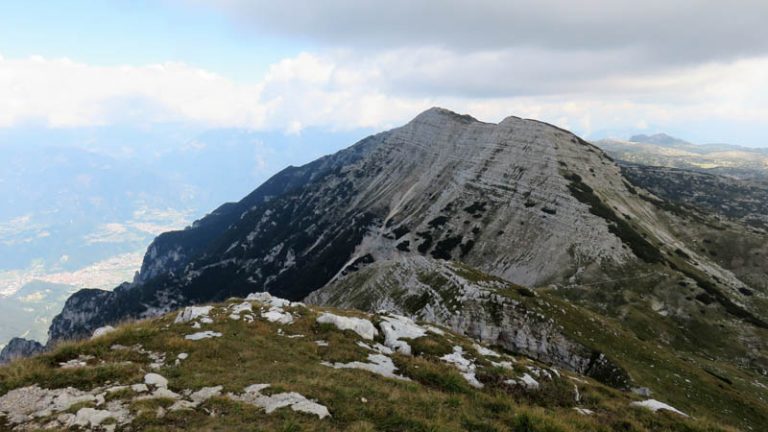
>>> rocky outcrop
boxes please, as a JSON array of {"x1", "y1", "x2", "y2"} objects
[
  {"x1": 0, "y1": 338, "x2": 44, "y2": 364},
  {"x1": 48, "y1": 289, "x2": 118, "y2": 343},
  {"x1": 307, "y1": 256, "x2": 631, "y2": 388}
]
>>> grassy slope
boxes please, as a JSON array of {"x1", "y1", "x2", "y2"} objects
[
  {"x1": 0, "y1": 298, "x2": 735, "y2": 432},
  {"x1": 536, "y1": 168, "x2": 768, "y2": 430},
  {"x1": 487, "y1": 282, "x2": 768, "y2": 431}
]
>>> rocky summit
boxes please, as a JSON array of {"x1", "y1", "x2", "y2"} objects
[
  {"x1": 0, "y1": 338, "x2": 44, "y2": 365},
  {"x1": 3, "y1": 108, "x2": 767, "y2": 430}
]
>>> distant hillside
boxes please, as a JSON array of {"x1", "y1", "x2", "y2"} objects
[
  {"x1": 595, "y1": 134, "x2": 768, "y2": 181},
  {"x1": 620, "y1": 165, "x2": 768, "y2": 230},
  {"x1": 629, "y1": 133, "x2": 692, "y2": 148}
]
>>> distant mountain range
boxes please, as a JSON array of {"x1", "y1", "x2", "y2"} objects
[
  {"x1": 595, "y1": 133, "x2": 768, "y2": 181},
  {"x1": 593, "y1": 133, "x2": 768, "y2": 230}
]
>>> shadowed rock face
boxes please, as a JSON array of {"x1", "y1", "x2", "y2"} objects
[{"x1": 0, "y1": 338, "x2": 44, "y2": 364}]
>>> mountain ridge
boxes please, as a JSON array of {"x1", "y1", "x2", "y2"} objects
[
  {"x1": 23, "y1": 108, "x2": 768, "y2": 430},
  {"x1": 48, "y1": 107, "x2": 635, "y2": 340}
]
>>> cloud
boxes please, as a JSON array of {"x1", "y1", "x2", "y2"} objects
[
  {"x1": 0, "y1": 1, "x2": 765, "y2": 146},
  {"x1": 181, "y1": 0, "x2": 768, "y2": 143},
  {"x1": 0, "y1": 56, "x2": 266, "y2": 128},
  {"x1": 18, "y1": 291, "x2": 46, "y2": 303},
  {"x1": 245, "y1": 50, "x2": 768, "y2": 138},
  {"x1": 0, "y1": 46, "x2": 766, "y2": 143},
  {"x1": 202, "y1": 0, "x2": 768, "y2": 65}
]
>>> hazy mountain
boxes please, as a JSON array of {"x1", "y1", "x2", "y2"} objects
[
  {"x1": 629, "y1": 133, "x2": 692, "y2": 147},
  {"x1": 595, "y1": 134, "x2": 768, "y2": 181},
  {"x1": 0, "y1": 280, "x2": 75, "y2": 349}
]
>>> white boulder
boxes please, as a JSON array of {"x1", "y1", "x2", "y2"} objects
[{"x1": 174, "y1": 306, "x2": 214, "y2": 324}]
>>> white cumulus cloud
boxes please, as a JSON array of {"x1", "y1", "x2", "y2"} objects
[
  {"x1": 0, "y1": 49, "x2": 767, "y2": 143},
  {"x1": 0, "y1": 56, "x2": 266, "y2": 128}
]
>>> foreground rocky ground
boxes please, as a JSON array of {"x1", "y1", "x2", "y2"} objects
[{"x1": 0, "y1": 293, "x2": 733, "y2": 431}]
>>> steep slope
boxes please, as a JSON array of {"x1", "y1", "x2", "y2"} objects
[
  {"x1": 0, "y1": 294, "x2": 735, "y2": 431},
  {"x1": 308, "y1": 256, "x2": 631, "y2": 387}
]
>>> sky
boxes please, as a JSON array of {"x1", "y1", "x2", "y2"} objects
[{"x1": 1, "y1": 0, "x2": 767, "y2": 146}]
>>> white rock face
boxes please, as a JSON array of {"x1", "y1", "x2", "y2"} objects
[
  {"x1": 473, "y1": 343, "x2": 501, "y2": 358},
  {"x1": 0, "y1": 385, "x2": 96, "y2": 424},
  {"x1": 59, "y1": 355, "x2": 93, "y2": 368},
  {"x1": 309, "y1": 256, "x2": 606, "y2": 378},
  {"x1": 246, "y1": 292, "x2": 292, "y2": 308},
  {"x1": 316, "y1": 312, "x2": 378, "y2": 340},
  {"x1": 131, "y1": 384, "x2": 149, "y2": 393},
  {"x1": 91, "y1": 325, "x2": 116, "y2": 339},
  {"x1": 71, "y1": 406, "x2": 124, "y2": 428},
  {"x1": 190, "y1": 386, "x2": 223, "y2": 404},
  {"x1": 440, "y1": 346, "x2": 484, "y2": 388},
  {"x1": 573, "y1": 407, "x2": 594, "y2": 415},
  {"x1": 144, "y1": 373, "x2": 169, "y2": 389},
  {"x1": 322, "y1": 354, "x2": 410, "y2": 381},
  {"x1": 230, "y1": 301, "x2": 253, "y2": 315},
  {"x1": 379, "y1": 314, "x2": 427, "y2": 355},
  {"x1": 170, "y1": 386, "x2": 223, "y2": 411},
  {"x1": 490, "y1": 359, "x2": 516, "y2": 370},
  {"x1": 230, "y1": 301, "x2": 255, "y2": 320},
  {"x1": 513, "y1": 373, "x2": 540, "y2": 390},
  {"x1": 135, "y1": 388, "x2": 182, "y2": 401},
  {"x1": 228, "y1": 384, "x2": 330, "y2": 419},
  {"x1": 630, "y1": 399, "x2": 688, "y2": 417},
  {"x1": 175, "y1": 306, "x2": 214, "y2": 324},
  {"x1": 303, "y1": 107, "x2": 633, "y2": 292},
  {"x1": 262, "y1": 307, "x2": 294, "y2": 324},
  {"x1": 424, "y1": 325, "x2": 446, "y2": 336},
  {"x1": 185, "y1": 331, "x2": 222, "y2": 340}
]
